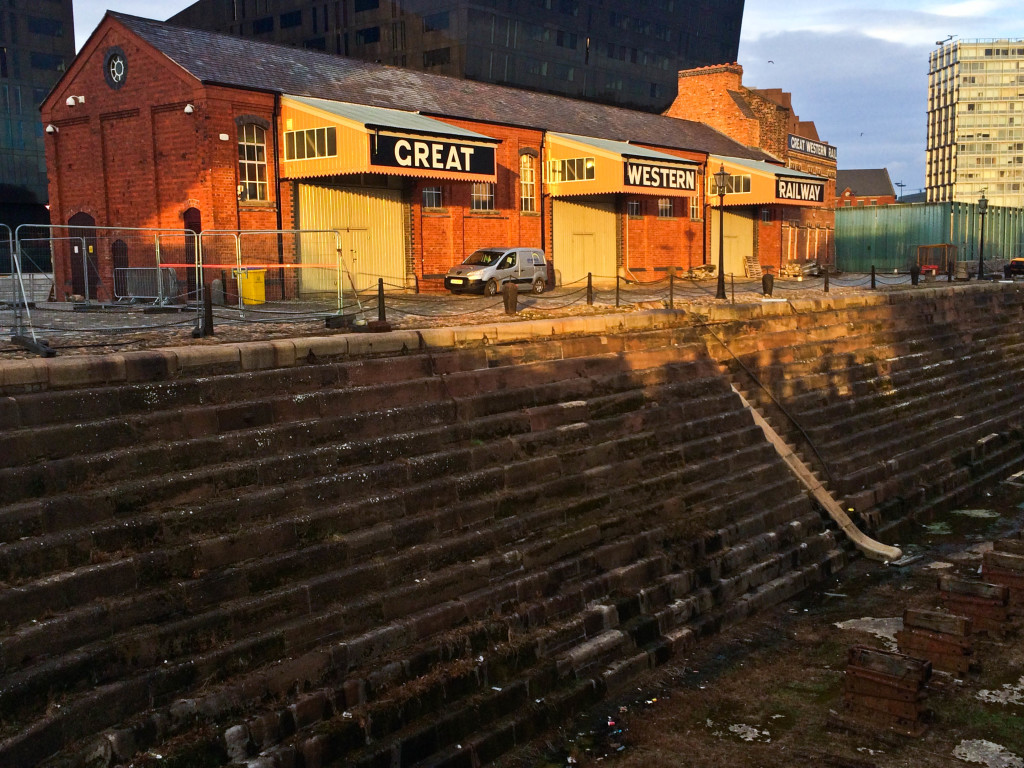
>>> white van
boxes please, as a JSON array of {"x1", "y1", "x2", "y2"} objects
[{"x1": 444, "y1": 247, "x2": 548, "y2": 295}]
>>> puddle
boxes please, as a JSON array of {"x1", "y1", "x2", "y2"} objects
[
  {"x1": 977, "y1": 676, "x2": 1024, "y2": 706},
  {"x1": 952, "y1": 509, "x2": 1001, "y2": 519},
  {"x1": 833, "y1": 616, "x2": 902, "y2": 651},
  {"x1": 953, "y1": 739, "x2": 1024, "y2": 767},
  {"x1": 924, "y1": 522, "x2": 954, "y2": 535}
]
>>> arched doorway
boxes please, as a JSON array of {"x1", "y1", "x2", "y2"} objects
[
  {"x1": 183, "y1": 207, "x2": 202, "y2": 301},
  {"x1": 67, "y1": 212, "x2": 101, "y2": 300}
]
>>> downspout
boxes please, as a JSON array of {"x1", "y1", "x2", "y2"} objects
[
  {"x1": 539, "y1": 132, "x2": 547, "y2": 256},
  {"x1": 273, "y1": 94, "x2": 284, "y2": 282}
]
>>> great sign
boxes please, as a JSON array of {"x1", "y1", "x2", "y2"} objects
[
  {"x1": 777, "y1": 178, "x2": 825, "y2": 203},
  {"x1": 623, "y1": 162, "x2": 696, "y2": 191},
  {"x1": 371, "y1": 135, "x2": 496, "y2": 176},
  {"x1": 787, "y1": 134, "x2": 838, "y2": 162}
]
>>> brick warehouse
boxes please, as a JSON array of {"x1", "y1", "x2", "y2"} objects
[
  {"x1": 40, "y1": 13, "x2": 832, "y2": 301},
  {"x1": 670, "y1": 63, "x2": 838, "y2": 270}
]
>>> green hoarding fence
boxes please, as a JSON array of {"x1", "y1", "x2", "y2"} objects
[{"x1": 836, "y1": 202, "x2": 1024, "y2": 273}]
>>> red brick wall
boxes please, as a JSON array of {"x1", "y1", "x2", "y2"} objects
[
  {"x1": 42, "y1": 20, "x2": 281, "y2": 300},
  {"x1": 669, "y1": 64, "x2": 760, "y2": 147},
  {"x1": 412, "y1": 120, "x2": 544, "y2": 290},
  {"x1": 623, "y1": 196, "x2": 705, "y2": 276}
]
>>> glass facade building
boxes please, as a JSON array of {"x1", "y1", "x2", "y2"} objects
[
  {"x1": 0, "y1": 0, "x2": 75, "y2": 220},
  {"x1": 169, "y1": 0, "x2": 744, "y2": 112},
  {"x1": 928, "y1": 39, "x2": 1024, "y2": 207}
]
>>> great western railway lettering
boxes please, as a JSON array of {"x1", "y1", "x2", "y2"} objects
[
  {"x1": 777, "y1": 179, "x2": 825, "y2": 203},
  {"x1": 787, "y1": 134, "x2": 838, "y2": 162},
  {"x1": 371, "y1": 135, "x2": 496, "y2": 175},
  {"x1": 624, "y1": 162, "x2": 697, "y2": 191}
]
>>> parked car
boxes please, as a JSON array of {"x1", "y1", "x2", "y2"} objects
[
  {"x1": 1005, "y1": 256, "x2": 1024, "y2": 277},
  {"x1": 444, "y1": 247, "x2": 548, "y2": 295}
]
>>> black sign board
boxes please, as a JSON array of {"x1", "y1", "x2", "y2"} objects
[
  {"x1": 623, "y1": 161, "x2": 697, "y2": 191},
  {"x1": 788, "y1": 134, "x2": 837, "y2": 162},
  {"x1": 776, "y1": 178, "x2": 826, "y2": 203},
  {"x1": 370, "y1": 134, "x2": 495, "y2": 176}
]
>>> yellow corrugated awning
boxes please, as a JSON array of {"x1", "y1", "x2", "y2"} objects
[
  {"x1": 546, "y1": 133, "x2": 699, "y2": 198},
  {"x1": 280, "y1": 96, "x2": 499, "y2": 182},
  {"x1": 708, "y1": 155, "x2": 828, "y2": 207}
]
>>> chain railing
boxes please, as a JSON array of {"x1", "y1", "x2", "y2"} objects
[{"x1": 0, "y1": 229, "x2": 1005, "y2": 358}]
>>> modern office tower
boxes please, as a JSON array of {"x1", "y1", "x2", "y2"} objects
[
  {"x1": 0, "y1": 0, "x2": 76, "y2": 226},
  {"x1": 928, "y1": 38, "x2": 1024, "y2": 207},
  {"x1": 168, "y1": 0, "x2": 744, "y2": 112}
]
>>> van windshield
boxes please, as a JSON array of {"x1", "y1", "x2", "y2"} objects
[{"x1": 462, "y1": 249, "x2": 506, "y2": 266}]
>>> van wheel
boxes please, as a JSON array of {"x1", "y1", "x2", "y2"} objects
[
  {"x1": 484, "y1": 279, "x2": 499, "y2": 296},
  {"x1": 531, "y1": 279, "x2": 545, "y2": 294}
]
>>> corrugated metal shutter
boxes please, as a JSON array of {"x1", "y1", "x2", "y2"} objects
[
  {"x1": 297, "y1": 183, "x2": 405, "y2": 293},
  {"x1": 552, "y1": 198, "x2": 617, "y2": 285},
  {"x1": 710, "y1": 208, "x2": 753, "y2": 277}
]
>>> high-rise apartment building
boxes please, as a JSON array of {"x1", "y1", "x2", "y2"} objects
[
  {"x1": 168, "y1": 0, "x2": 744, "y2": 112},
  {"x1": 927, "y1": 38, "x2": 1024, "y2": 207},
  {"x1": 0, "y1": 0, "x2": 76, "y2": 225}
]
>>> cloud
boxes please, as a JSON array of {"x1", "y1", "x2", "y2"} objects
[{"x1": 739, "y1": 30, "x2": 928, "y2": 189}]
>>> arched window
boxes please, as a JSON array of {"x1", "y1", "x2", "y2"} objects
[
  {"x1": 237, "y1": 124, "x2": 268, "y2": 201},
  {"x1": 520, "y1": 154, "x2": 537, "y2": 212}
]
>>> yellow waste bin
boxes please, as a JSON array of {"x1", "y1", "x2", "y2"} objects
[{"x1": 234, "y1": 268, "x2": 266, "y2": 305}]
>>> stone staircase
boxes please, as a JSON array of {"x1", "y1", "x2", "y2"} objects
[
  {"x1": 0, "y1": 323, "x2": 842, "y2": 767},
  {"x1": 703, "y1": 286, "x2": 1024, "y2": 544},
  {"x1": 6, "y1": 284, "x2": 1024, "y2": 767}
]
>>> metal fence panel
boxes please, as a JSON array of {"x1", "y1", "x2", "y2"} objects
[{"x1": 838, "y1": 202, "x2": 1024, "y2": 273}]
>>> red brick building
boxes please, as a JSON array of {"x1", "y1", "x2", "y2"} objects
[
  {"x1": 836, "y1": 169, "x2": 898, "y2": 207},
  {"x1": 41, "y1": 14, "x2": 829, "y2": 302},
  {"x1": 668, "y1": 63, "x2": 837, "y2": 271}
]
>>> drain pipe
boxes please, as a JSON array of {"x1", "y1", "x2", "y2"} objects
[
  {"x1": 732, "y1": 385, "x2": 902, "y2": 563},
  {"x1": 700, "y1": 317, "x2": 901, "y2": 562}
]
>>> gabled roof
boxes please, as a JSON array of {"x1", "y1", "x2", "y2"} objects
[
  {"x1": 836, "y1": 169, "x2": 895, "y2": 197},
  {"x1": 108, "y1": 12, "x2": 774, "y2": 163},
  {"x1": 285, "y1": 95, "x2": 498, "y2": 141}
]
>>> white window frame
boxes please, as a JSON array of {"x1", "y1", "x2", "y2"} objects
[
  {"x1": 238, "y1": 123, "x2": 269, "y2": 201},
  {"x1": 471, "y1": 182, "x2": 495, "y2": 211},
  {"x1": 520, "y1": 155, "x2": 537, "y2": 212}
]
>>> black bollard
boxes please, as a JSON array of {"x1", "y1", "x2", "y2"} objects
[
  {"x1": 669, "y1": 272, "x2": 674, "y2": 309},
  {"x1": 871, "y1": 265, "x2": 876, "y2": 290},
  {"x1": 824, "y1": 268, "x2": 830, "y2": 293},
  {"x1": 501, "y1": 281, "x2": 518, "y2": 315},
  {"x1": 377, "y1": 278, "x2": 386, "y2": 323},
  {"x1": 762, "y1": 271, "x2": 774, "y2": 297},
  {"x1": 587, "y1": 272, "x2": 593, "y2": 305},
  {"x1": 615, "y1": 274, "x2": 620, "y2": 307},
  {"x1": 910, "y1": 263, "x2": 920, "y2": 286},
  {"x1": 948, "y1": 261, "x2": 954, "y2": 282}
]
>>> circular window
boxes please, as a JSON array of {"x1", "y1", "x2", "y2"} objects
[{"x1": 103, "y1": 47, "x2": 128, "y2": 90}]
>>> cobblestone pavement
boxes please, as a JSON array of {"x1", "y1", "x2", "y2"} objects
[{"x1": 0, "y1": 271, "x2": 935, "y2": 360}]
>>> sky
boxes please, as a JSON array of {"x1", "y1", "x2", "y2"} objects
[
  {"x1": 70, "y1": 0, "x2": 1024, "y2": 194},
  {"x1": 738, "y1": 0, "x2": 1024, "y2": 194}
]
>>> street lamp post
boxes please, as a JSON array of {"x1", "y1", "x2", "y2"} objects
[
  {"x1": 714, "y1": 164, "x2": 729, "y2": 300},
  {"x1": 977, "y1": 192, "x2": 988, "y2": 281}
]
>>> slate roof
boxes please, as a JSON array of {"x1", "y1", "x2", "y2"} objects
[
  {"x1": 836, "y1": 169, "x2": 895, "y2": 197},
  {"x1": 719, "y1": 155, "x2": 826, "y2": 181},
  {"x1": 109, "y1": 12, "x2": 773, "y2": 162},
  {"x1": 285, "y1": 95, "x2": 498, "y2": 141}
]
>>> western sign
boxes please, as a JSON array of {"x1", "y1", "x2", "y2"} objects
[
  {"x1": 623, "y1": 162, "x2": 696, "y2": 191},
  {"x1": 787, "y1": 134, "x2": 838, "y2": 162},
  {"x1": 777, "y1": 178, "x2": 825, "y2": 203},
  {"x1": 371, "y1": 135, "x2": 495, "y2": 175}
]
